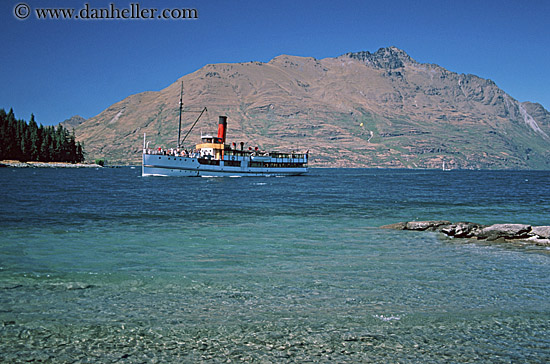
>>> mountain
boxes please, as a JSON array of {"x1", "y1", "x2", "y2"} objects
[
  {"x1": 73, "y1": 47, "x2": 550, "y2": 169},
  {"x1": 60, "y1": 115, "x2": 86, "y2": 129}
]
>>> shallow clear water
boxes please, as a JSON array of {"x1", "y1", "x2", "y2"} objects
[{"x1": 1, "y1": 167, "x2": 549, "y2": 362}]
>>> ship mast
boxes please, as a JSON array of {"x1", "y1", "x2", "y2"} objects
[
  {"x1": 175, "y1": 81, "x2": 208, "y2": 148},
  {"x1": 177, "y1": 81, "x2": 183, "y2": 149}
]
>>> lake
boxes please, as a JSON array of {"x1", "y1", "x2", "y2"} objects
[{"x1": 1, "y1": 167, "x2": 549, "y2": 362}]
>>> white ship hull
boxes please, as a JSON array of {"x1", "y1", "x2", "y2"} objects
[{"x1": 142, "y1": 153, "x2": 308, "y2": 177}]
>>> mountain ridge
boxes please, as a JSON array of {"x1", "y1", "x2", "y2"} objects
[
  {"x1": 60, "y1": 115, "x2": 86, "y2": 130},
  {"x1": 72, "y1": 47, "x2": 550, "y2": 169}
]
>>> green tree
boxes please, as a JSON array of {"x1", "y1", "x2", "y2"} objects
[
  {"x1": 40, "y1": 127, "x2": 52, "y2": 161},
  {"x1": 76, "y1": 141, "x2": 84, "y2": 163},
  {"x1": 28, "y1": 114, "x2": 40, "y2": 161},
  {"x1": 0, "y1": 109, "x2": 7, "y2": 159},
  {"x1": 20, "y1": 127, "x2": 31, "y2": 161},
  {"x1": 5, "y1": 109, "x2": 18, "y2": 159}
]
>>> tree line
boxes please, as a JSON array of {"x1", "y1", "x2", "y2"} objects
[{"x1": 0, "y1": 108, "x2": 85, "y2": 163}]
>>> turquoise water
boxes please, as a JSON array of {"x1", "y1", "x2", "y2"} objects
[{"x1": 1, "y1": 167, "x2": 549, "y2": 362}]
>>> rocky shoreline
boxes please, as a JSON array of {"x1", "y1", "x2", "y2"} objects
[
  {"x1": 0, "y1": 160, "x2": 101, "y2": 168},
  {"x1": 381, "y1": 221, "x2": 550, "y2": 246}
]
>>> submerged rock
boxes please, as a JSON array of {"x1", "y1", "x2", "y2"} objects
[
  {"x1": 380, "y1": 221, "x2": 450, "y2": 231},
  {"x1": 380, "y1": 222, "x2": 407, "y2": 230},
  {"x1": 405, "y1": 220, "x2": 451, "y2": 231}
]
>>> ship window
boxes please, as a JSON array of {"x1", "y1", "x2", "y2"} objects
[{"x1": 158, "y1": 157, "x2": 161, "y2": 159}]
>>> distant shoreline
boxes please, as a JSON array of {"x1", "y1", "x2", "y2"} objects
[{"x1": 0, "y1": 160, "x2": 102, "y2": 168}]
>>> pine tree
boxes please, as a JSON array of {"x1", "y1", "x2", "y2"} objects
[
  {"x1": 5, "y1": 109, "x2": 17, "y2": 159},
  {"x1": 14, "y1": 116, "x2": 23, "y2": 161},
  {"x1": 76, "y1": 141, "x2": 84, "y2": 163},
  {"x1": 0, "y1": 109, "x2": 6, "y2": 159},
  {"x1": 40, "y1": 128, "x2": 51, "y2": 161},
  {"x1": 29, "y1": 114, "x2": 40, "y2": 161},
  {"x1": 20, "y1": 127, "x2": 31, "y2": 161}
]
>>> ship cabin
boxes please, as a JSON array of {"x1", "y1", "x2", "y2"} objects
[
  {"x1": 195, "y1": 133, "x2": 308, "y2": 169},
  {"x1": 195, "y1": 134, "x2": 225, "y2": 160}
]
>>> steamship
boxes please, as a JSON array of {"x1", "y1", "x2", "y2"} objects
[{"x1": 142, "y1": 114, "x2": 309, "y2": 177}]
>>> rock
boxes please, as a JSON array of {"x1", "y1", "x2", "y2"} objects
[
  {"x1": 379, "y1": 221, "x2": 549, "y2": 247},
  {"x1": 475, "y1": 224, "x2": 532, "y2": 241},
  {"x1": 439, "y1": 222, "x2": 485, "y2": 238},
  {"x1": 530, "y1": 226, "x2": 550, "y2": 239},
  {"x1": 405, "y1": 220, "x2": 451, "y2": 231},
  {"x1": 525, "y1": 236, "x2": 550, "y2": 246},
  {"x1": 380, "y1": 222, "x2": 407, "y2": 230},
  {"x1": 380, "y1": 221, "x2": 451, "y2": 231}
]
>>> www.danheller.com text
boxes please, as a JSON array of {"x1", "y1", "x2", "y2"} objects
[{"x1": 14, "y1": 2, "x2": 198, "y2": 20}]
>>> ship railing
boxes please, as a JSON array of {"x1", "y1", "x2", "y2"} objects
[
  {"x1": 221, "y1": 155, "x2": 307, "y2": 163},
  {"x1": 144, "y1": 148, "x2": 199, "y2": 158}
]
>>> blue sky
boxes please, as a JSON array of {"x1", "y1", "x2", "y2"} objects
[{"x1": 1, "y1": 0, "x2": 549, "y2": 125}]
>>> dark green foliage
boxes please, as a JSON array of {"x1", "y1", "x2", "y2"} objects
[{"x1": 0, "y1": 108, "x2": 85, "y2": 163}]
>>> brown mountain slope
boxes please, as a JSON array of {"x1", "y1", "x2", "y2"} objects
[{"x1": 74, "y1": 47, "x2": 550, "y2": 169}]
